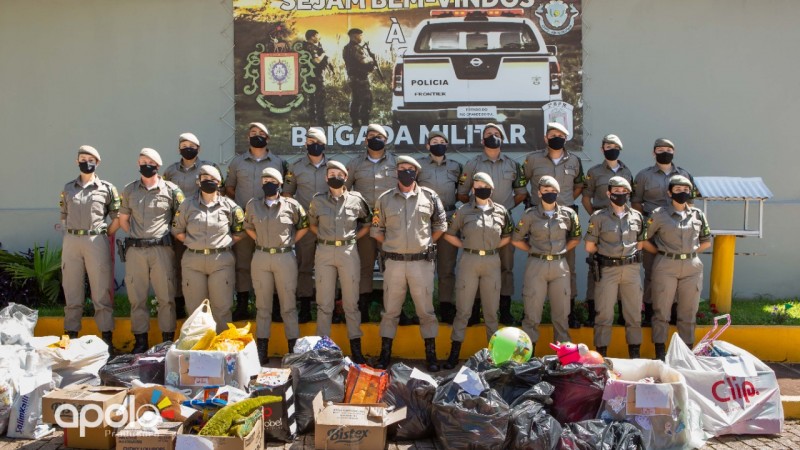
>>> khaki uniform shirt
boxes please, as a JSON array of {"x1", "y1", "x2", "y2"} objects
[
  {"x1": 523, "y1": 150, "x2": 585, "y2": 206},
  {"x1": 583, "y1": 160, "x2": 634, "y2": 210},
  {"x1": 120, "y1": 177, "x2": 185, "y2": 239},
  {"x1": 163, "y1": 160, "x2": 220, "y2": 198},
  {"x1": 646, "y1": 205, "x2": 711, "y2": 254},
  {"x1": 344, "y1": 151, "x2": 398, "y2": 208},
  {"x1": 226, "y1": 151, "x2": 287, "y2": 207},
  {"x1": 512, "y1": 205, "x2": 581, "y2": 255},
  {"x1": 172, "y1": 195, "x2": 244, "y2": 250},
  {"x1": 458, "y1": 153, "x2": 527, "y2": 210},
  {"x1": 308, "y1": 190, "x2": 372, "y2": 241},
  {"x1": 585, "y1": 206, "x2": 646, "y2": 258},
  {"x1": 417, "y1": 155, "x2": 462, "y2": 212},
  {"x1": 60, "y1": 176, "x2": 120, "y2": 231},
  {"x1": 446, "y1": 201, "x2": 513, "y2": 250},
  {"x1": 243, "y1": 197, "x2": 309, "y2": 248},
  {"x1": 283, "y1": 155, "x2": 329, "y2": 210},
  {"x1": 631, "y1": 164, "x2": 696, "y2": 215},
  {"x1": 370, "y1": 185, "x2": 447, "y2": 254}
]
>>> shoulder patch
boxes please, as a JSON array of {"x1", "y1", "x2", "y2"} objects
[
  {"x1": 458, "y1": 173, "x2": 468, "y2": 185},
  {"x1": 372, "y1": 207, "x2": 381, "y2": 226},
  {"x1": 234, "y1": 207, "x2": 245, "y2": 222},
  {"x1": 285, "y1": 170, "x2": 295, "y2": 180}
]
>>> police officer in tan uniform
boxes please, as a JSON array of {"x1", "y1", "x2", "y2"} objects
[
  {"x1": 226, "y1": 122, "x2": 287, "y2": 321},
  {"x1": 283, "y1": 127, "x2": 329, "y2": 323},
  {"x1": 119, "y1": 148, "x2": 184, "y2": 353},
  {"x1": 442, "y1": 172, "x2": 513, "y2": 369},
  {"x1": 584, "y1": 176, "x2": 645, "y2": 358},
  {"x1": 345, "y1": 124, "x2": 398, "y2": 321},
  {"x1": 642, "y1": 175, "x2": 711, "y2": 360},
  {"x1": 416, "y1": 131, "x2": 462, "y2": 324},
  {"x1": 512, "y1": 176, "x2": 581, "y2": 351},
  {"x1": 60, "y1": 145, "x2": 120, "y2": 348},
  {"x1": 632, "y1": 138, "x2": 696, "y2": 327},
  {"x1": 372, "y1": 156, "x2": 447, "y2": 371},
  {"x1": 163, "y1": 132, "x2": 221, "y2": 318},
  {"x1": 457, "y1": 123, "x2": 527, "y2": 325},
  {"x1": 523, "y1": 122, "x2": 585, "y2": 329},
  {"x1": 172, "y1": 165, "x2": 244, "y2": 332},
  {"x1": 244, "y1": 168, "x2": 309, "y2": 364},
  {"x1": 581, "y1": 134, "x2": 634, "y2": 327},
  {"x1": 308, "y1": 160, "x2": 372, "y2": 364}
]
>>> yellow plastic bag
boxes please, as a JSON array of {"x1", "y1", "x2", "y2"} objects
[{"x1": 207, "y1": 323, "x2": 253, "y2": 352}]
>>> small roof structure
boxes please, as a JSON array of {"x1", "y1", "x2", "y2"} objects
[{"x1": 694, "y1": 176, "x2": 773, "y2": 238}]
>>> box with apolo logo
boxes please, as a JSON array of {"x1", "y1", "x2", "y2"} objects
[{"x1": 312, "y1": 392, "x2": 405, "y2": 450}]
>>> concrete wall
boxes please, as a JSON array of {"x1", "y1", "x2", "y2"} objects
[{"x1": 1, "y1": 0, "x2": 798, "y2": 298}]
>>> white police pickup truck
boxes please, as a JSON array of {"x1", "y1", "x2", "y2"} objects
[{"x1": 391, "y1": 9, "x2": 562, "y2": 138}]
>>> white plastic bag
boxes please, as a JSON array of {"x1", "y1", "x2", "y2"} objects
[
  {"x1": 176, "y1": 300, "x2": 216, "y2": 349},
  {"x1": 6, "y1": 351, "x2": 54, "y2": 439},
  {"x1": 665, "y1": 332, "x2": 784, "y2": 436},
  {"x1": 35, "y1": 335, "x2": 110, "y2": 387},
  {"x1": 0, "y1": 303, "x2": 38, "y2": 345},
  {"x1": 0, "y1": 367, "x2": 17, "y2": 435}
]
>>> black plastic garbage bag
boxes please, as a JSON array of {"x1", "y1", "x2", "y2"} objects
[
  {"x1": 432, "y1": 372, "x2": 510, "y2": 450},
  {"x1": 481, "y1": 358, "x2": 545, "y2": 406},
  {"x1": 541, "y1": 355, "x2": 608, "y2": 424},
  {"x1": 506, "y1": 397, "x2": 563, "y2": 450},
  {"x1": 99, "y1": 341, "x2": 171, "y2": 387},
  {"x1": 560, "y1": 420, "x2": 645, "y2": 450},
  {"x1": 464, "y1": 348, "x2": 495, "y2": 373},
  {"x1": 383, "y1": 363, "x2": 439, "y2": 440},
  {"x1": 281, "y1": 347, "x2": 347, "y2": 433}
]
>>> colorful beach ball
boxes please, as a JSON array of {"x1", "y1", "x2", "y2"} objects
[{"x1": 488, "y1": 327, "x2": 533, "y2": 366}]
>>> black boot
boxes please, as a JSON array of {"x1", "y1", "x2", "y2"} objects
[
  {"x1": 287, "y1": 338, "x2": 297, "y2": 354},
  {"x1": 568, "y1": 298, "x2": 581, "y2": 329},
  {"x1": 443, "y1": 341, "x2": 462, "y2": 370},
  {"x1": 161, "y1": 331, "x2": 174, "y2": 344},
  {"x1": 584, "y1": 300, "x2": 596, "y2": 327},
  {"x1": 297, "y1": 297, "x2": 313, "y2": 324},
  {"x1": 233, "y1": 292, "x2": 250, "y2": 321},
  {"x1": 175, "y1": 296, "x2": 187, "y2": 320},
  {"x1": 424, "y1": 338, "x2": 440, "y2": 372},
  {"x1": 628, "y1": 344, "x2": 641, "y2": 359},
  {"x1": 350, "y1": 338, "x2": 366, "y2": 365},
  {"x1": 669, "y1": 302, "x2": 678, "y2": 326},
  {"x1": 654, "y1": 343, "x2": 666, "y2": 361},
  {"x1": 358, "y1": 294, "x2": 371, "y2": 323},
  {"x1": 439, "y1": 302, "x2": 456, "y2": 325},
  {"x1": 132, "y1": 333, "x2": 149, "y2": 354},
  {"x1": 642, "y1": 303, "x2": 653, "y2": 327},
  {"x1": 375, "y1": 337, "x2": 393, "y2": 369},
  {"x1": 65, "y1": 330, "x2": 78, "y2": 339},
  {"x1": 467, "y1": 301, "x2": 481, "y2": 326},
  {"x1": 272, "y1": 294, "x2": 283, "y2": 323},
  {"x1": 101, "y1": 331, "x2": 115, "y2": 355},
  {"x1": 498, "y1": 296, "x2": 515, "y2": 325},
  {"x1": 616, "y1": 299, "x2": 626, "y2": 326},
  {"x1": 596, "y1": 346, "x2": 607, "y2": 357},
  {"x1": 256, "y1": 338, "x2": 269, "y2": 365}
]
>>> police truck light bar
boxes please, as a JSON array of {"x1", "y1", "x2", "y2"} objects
[{"x1": 430, "y1": 8, "x2": 525, "y2": 17}]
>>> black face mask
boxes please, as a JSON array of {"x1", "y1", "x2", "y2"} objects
[
  {"x1": 603, "y1": 148, "x2": 620, "y2": 161},
  {"x1": 474, "y1": 187, "x2": 492, "y2": 200},
  {"x1": 397, "y1": 169, "x2": 416, "y2": 187},
  {"x1": 180, "y1": 147, "x2": 198, "y2": 160},
  {"x1": 483, "y1": 135, "x2": 501, "y2": 149},
  {"x1": 262, "y1": 182, "x2": 280, "y2": 197},
  {"x1": 655, "y1": 151, "x2": 674, "y2": 165},
  {"x1": 199, "y1": 180, "x2": 218, "y2": 194},
  {"x1": 541, "y1": 192, "x2": 558, "y2": 204},
  {"x1": 249, "y1": 135, "x2": 268, "y2": 148},
  {"x1": 547, "y1": 136, "x2": 566, "y2": 150},
  {"x1": 609, "y1": 192, "x2": 628, "y2": 207},
  {"x1": 429, "y1": 144, "x2": 447, "y2": 157},
  {"x1": 306, "y1": 143, "x2": 325, "y2": 157},
  {"x1": 139, "y1": 164, "x2": 158, "y2": 178},
  {"x1": 78, "y1": 161, "x2": 96, "y2": 174},
  {"x1": 367, "y1": 137, "x2": 386, "y2": 151},
  {"x1": 671, "y1": 191, "x2": 691, "y2": 204},
  {"x1": 327, "y1": 177, "x2": 345, "y2": 189}
]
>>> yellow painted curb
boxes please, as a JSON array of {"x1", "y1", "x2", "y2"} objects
[{"x1": 782, "y1": 396, "x2": 800, "y2": 419}]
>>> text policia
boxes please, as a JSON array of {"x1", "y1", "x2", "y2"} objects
[
  {"x1": 291, "y1": 123, "x2": 529, "y2": 147},
  {"x1": 276, "y1": 0, "x2": 535, "y2": 11}
]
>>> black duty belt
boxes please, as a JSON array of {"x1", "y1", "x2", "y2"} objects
[
  {"x1": 529, "y1": 253, "x2": 565, "y2": 261},
  {"x1": 126, "y1": 236, "x2": 171, "y2": 248},
  {"x1": 464, "y1": 248, "x2": 497, "y2": 256},
  {"x1": 317, "y1": 238, "x2": 356, "y2": 247},
  {"x1": 67, "y1": 229, "x2": 106, "y2": 236},
  {"x1": 658, "y1": 251, "x2": 697, "y2": 260},
  {"x1": 383, "y1": 251, "x2": 428, "y2": 262},
  {"x1": 597, "y1": 252, "x2": 642, "y2": 267},
  {"x1": 255, "y1": 245, "x2": 292, "y2": 254},
  {"x1": 187, "y1": 247, "x2": 230, "y2": 255}
]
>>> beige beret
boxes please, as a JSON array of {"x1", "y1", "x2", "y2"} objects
[
  {"x1": 538, "y1": 175, "x2": 561, "y2": 192},
  {"x1": 472, "y1": 172, "x2": 495, "y2": 189},
  {"x1": 366, "y1": 123, "x2": 388, "y2": 138},
  {"x1": 199, "y1": 165, "x2": 222, "y2": 182},
  {"x1": 426, "y1": 131, "x2": 448, "y2": 144},
  {"x1": 654, "y1": 138, "x2": 675, "y2": 149},
  {"x1": 178, "y1": 132, "x2": 200, "y2": 146},
  {"x1": 546, "y1": 122, "x2": 569, "y2": 136},
  {"x1": 78, "y1": 145, "x2": 101, "y2": 162},
  {"x1": 482, "y1": 122, "x2": 507, "y2": 140},
  {"x1": 602, "y1": 134, "x2": 623, "y2": 149},
  {"x1": 397, "y1": 155, "x2": 421, "y2": 171},
  {"x1": 668, "y1": 175, "x2": 692, "y2": 189},
  {"x1": 608, "y1": 176, "x2": 632, "y2": 191},
  {"x1": 248, "y1": 122, "x2": 270, "y2": 136},
  {"x1": 326, "y1": 160, "x2": 348, "y2": 176},
  {"x1": 139, "y1": 148, "x2": 163, "y2": 166},
  {"x1": 307, "y1": 127, "x2": 327, "y2": 145},
  {"x1": 261, "y1": 167, "x2": 283, "y2": 184}
]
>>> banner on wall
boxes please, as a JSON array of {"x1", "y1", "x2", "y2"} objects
[{"x1": 234, "y1": 0, "x2": 582, "y2": 153}]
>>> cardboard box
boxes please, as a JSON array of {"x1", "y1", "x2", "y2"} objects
[
  {"x1": 165, "y1": 342, "x2": 261, "y2": 395},
  {"x1": 64, "y1": 425, "x2": 118, "y2": 450},
  {"x1": 313, "y1": 392, "x2": 406, "y2": 450},
  {"x1": 249, "y1": 368, "x2": 296, "y2": 442},
  {"x1": 175, "y1": 410, "x2": 263, "y2": 450},
  {"x1": 116, "y1": 422, "x2": 183, "y2": 450},
  {"x1": 43, "y1": 385, "x2": 129, "y2": 450}
]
